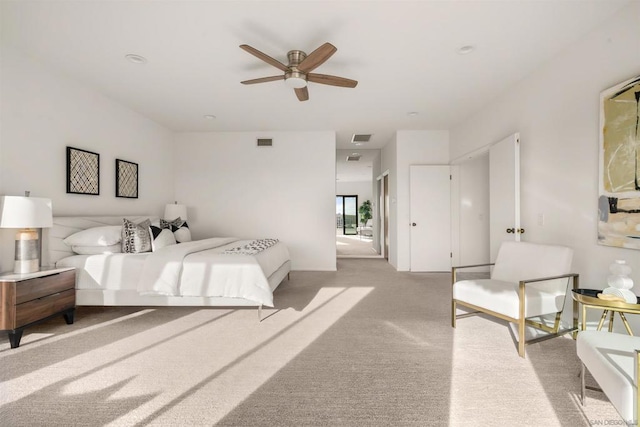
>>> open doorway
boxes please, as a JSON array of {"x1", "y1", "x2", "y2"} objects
[
  {"x1": 336, "y1": 194, "x2": 375, "y2": 256},
  {"x1": 336, "y1": 149, "x2": 381, "y2": 258}
]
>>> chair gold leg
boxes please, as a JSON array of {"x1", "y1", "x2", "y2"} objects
[
  {"x1": 452, "y1": 301, "x2": 456, "y2": 328},
  {"x1": 518, "y1": 281, "x2": 526, "y2": 358},
  {"x1": 581, "y1": 363, "x2": 586, "y2": 406}
]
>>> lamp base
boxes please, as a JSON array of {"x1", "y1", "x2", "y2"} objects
[{"x1": 14, "y1": 228, "x2": 40, "y2": 274}]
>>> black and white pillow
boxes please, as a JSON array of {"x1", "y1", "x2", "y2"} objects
[
  {"x1": 149, "y1": 225, "x2": 177, "y2": 251},
  {"x1": 160, "y1": 217, "x2": 192, "y2": 243},
  {"x1": 121, "y1": 218, "x2": 152, "y2": 253}
]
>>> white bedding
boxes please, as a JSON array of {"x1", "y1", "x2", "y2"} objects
[
  {"x1": 138, "y1": 237, "x2": 289, "y2": 306},
  {"x1": 57, "y1": 237, "x2": 290, "y2": 307},
  {"x1": 56, "y1": 252, "x2": 149, "y2": 291}
]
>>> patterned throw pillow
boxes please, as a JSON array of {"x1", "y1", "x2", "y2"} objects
[
  {"x1": 160, "y1": 217, "x2": 192, "y2": 243},
  {"x1": 149, "y1": 225, "x2": 177, "y2": 251},
  {"x1": 121, "y1": 218, "x2": 152, "y2": 253}
]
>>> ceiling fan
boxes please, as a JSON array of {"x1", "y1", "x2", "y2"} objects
[{"x1": 239, "y1": 42, "x2": 358, "y2": 101}]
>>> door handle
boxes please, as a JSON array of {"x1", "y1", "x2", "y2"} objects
[
  {"x1": 506, "y1": 228, "x2": 514, "y2": 233},
  {"x1": 517, "y1": 228, "x2": 525, "y2": 234},
  {"x1": 411, "y1": 223, "x2": 417, "y2": 226}
]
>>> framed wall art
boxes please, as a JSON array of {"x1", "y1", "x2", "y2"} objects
[
  {"x1": 66, "y1": 146, "x2": 100, "y2": 195},
  {"x1": 115, "y1": 159, "x2": 138, "y2": 199},
  {"x1": 598, "y1": 74, "x2": 640, "y2": 249}
]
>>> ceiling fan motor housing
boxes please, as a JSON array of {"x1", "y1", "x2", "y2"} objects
[{"x1": 285, "y1": 50, "x2": 308, "y2": 88}]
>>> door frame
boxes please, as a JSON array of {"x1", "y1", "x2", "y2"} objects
[{"x1": 376, "y1": 170, "x2": 389, "y2": 260}]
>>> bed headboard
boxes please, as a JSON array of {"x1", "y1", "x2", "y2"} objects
[{"x1": 44, "y1": 215, "x2": 159, "y2": 266}]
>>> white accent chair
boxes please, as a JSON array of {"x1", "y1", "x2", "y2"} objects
[
  {"x1": 577, "y1": 331, "x2": 639, "y2": 426},
  {"x1": 452, "y1": 241, "x2": 579, "y2": 358}
]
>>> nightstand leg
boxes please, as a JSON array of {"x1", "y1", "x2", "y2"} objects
[
  {"x1": 8, "y1": 329, "x2": 24, "y2": 348},
  {"x1": 608, "y1": 311, "x2": 615, "y2": 332},
  {"x1": 63, "y1": 308, "x2": 75, "y2": 325},
  {"x1": 597, "y1": 310, "x2": 608, "y2": 331}
]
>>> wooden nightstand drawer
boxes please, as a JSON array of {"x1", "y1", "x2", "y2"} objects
[
  {"x1": 1, "y1": 267, "x2": 76, "y2": 348},
  {"x1": 15, "y1": 270, "x2": 75, "y2": 304},
  {"x1": 15, "y1": 289, "x2": 75, "y2": 328}
]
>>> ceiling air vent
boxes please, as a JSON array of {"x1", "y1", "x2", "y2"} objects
[
  {"x1": 257, "y1": 138, "x2": 273, "y2": 147},
  {"x1": 346, "y1": 153, "x2": 361, "y2": 162},
  {"x1": 351, "y1": 134, "x2": 372, "y2": 143}
]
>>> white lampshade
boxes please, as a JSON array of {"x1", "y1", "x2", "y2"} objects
[
  {"x1": 0, "y1": 196, "x2": 53, "y2": 228},
  {"x1": 164, "y1": 203, "x2": 187, "y2": 221},
  {"x1": 0, "y1": 195, "x2": 53, "y2": 274}
]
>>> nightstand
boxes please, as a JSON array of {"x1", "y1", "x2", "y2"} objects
[
  {"x1": 572, "y1": 288, "x2": 640, "y2": 335},
  {"x1": 0, "y1": 267, "x2": 76, "y2": 348}
]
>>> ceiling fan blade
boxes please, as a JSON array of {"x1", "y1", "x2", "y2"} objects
[
  {"x1": 307, "y1": 73, "x2": 358, "y2": 88},
  {"x1": 240, "y1": 44, "x2": 289, "y2": 72},
  {"x1": 297, "y1": 42, "x2": 337, "y2": 73},
  {"x1": 241, "y1": 75, "x2": 285, "y2": 85},
  {"x1": 295, "y1": 87, "x2": 309, "y2": 101}
]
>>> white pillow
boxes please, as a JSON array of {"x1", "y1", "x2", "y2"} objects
[
  {"x1": 63, "y1": 226, "x2": 123, "y2": 247},
  {"x1": 72, "y1": 244, "x2": 122, "y2": 255}
]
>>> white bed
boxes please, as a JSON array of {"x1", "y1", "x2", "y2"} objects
[{"x1": 43, "y1": 216, "x2": 291, "y2": 311}]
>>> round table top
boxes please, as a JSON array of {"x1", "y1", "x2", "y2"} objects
[{"x1": 572, "y1": 288, "x2": 640, "y2": 310}]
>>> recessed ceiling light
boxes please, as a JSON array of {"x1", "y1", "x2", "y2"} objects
[
  {"x1": 354, "y1": 142, "x2": 364, "y2": 146},
  {"x1": 407, "y1": 111, "x2": 419, "y2": 116},
  {"x1": 125, "y1": 54, "x2": 147, "y2": 64},
  {"x1": 203, "y1": 115, "x2": 216, "y2": 120},
  {"x1": 457, "y1": 45, "x2": 475, "y2": 55}
]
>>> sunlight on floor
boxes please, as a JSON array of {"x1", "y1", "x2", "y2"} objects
[
  {"x1": 448, "y1": 316, "x2": 562, "y2": 426},
  {"x1": 2, "y1": 287, "x2": 373, "y2": 425}
]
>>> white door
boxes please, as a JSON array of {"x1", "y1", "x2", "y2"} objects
[
  {"x1": 410, "y1": 165, "x2": 451, "y2": 271},
  {"x1": 489, "y1": 133, "x2": 521, "y2": 261}
]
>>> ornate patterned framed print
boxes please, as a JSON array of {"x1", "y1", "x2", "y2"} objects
[
  {"x1": 115, "y1": 159, "x2": 139, "y2": 199},
  {"x1": 66, "y1": 146, "x2": 100, "y2": 195}
]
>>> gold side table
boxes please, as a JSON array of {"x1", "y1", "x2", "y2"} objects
[{"x1": 572, "y1": 289, "x2": 640, "y2": 335}]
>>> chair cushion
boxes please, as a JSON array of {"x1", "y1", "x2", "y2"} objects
[
  {"x1": 577, "y1": 330, "x2": 638, "y2": 422},
  {"x1": 453, "y1": 278, "x2": 567, "y2": 319},
  {"x1": 492, "y1": 241, "x2": 573, "y2": 283}
]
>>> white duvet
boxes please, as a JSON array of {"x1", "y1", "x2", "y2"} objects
[{"x1": 137, "y1": 237, "x2": 290, "y2": 307}]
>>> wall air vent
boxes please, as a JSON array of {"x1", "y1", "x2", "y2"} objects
[
  {"x1": 257, "y1": 138, "x2": 273, "y2": 147},
  {"x1": 346, "y1": 154, "x2": 361, "y2": 162},
  {"x1": 351, "y1": 134, "x2": 372, "y2": 143}
]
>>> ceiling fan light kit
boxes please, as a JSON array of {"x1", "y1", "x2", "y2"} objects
[{"x1": 240, "y1": 42, "x2": 357, "y2": 101}]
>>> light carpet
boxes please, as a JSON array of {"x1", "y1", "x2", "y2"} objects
[
  {"x1": 0, "y1": 259, "x2": 623, "y2": 426},
  {"x1": 336, "y1": 235, "x2": 378, "y2": 257}
]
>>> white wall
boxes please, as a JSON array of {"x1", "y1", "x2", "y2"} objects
[
  {"x1": 0, "y1": 48, "x2": 175, "y2": 271},
  {"x1": 449, "y1": 2, "x2": 640, "y2": 330},
  {"x1": 173, "y1": 131, "x2": 336, "y2": 271},
  {"x1": 395, "y1": 130, "x2": 450, "y2": 271}
]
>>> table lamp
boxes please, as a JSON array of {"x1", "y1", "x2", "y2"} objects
[
  {"x1": 164, "y1": 202, "x2": 187, "y2": 221},
  {"x1": 0, "y1": 194, "x2": 53, "y2": 274}
]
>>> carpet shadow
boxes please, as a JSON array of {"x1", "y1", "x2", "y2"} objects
[
  {"x1": 216, "y1": 260, "x2": 454, "y2": 426},
  {"x1": 0, "y1": 306, "x2": 225, "y2": 382}
]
